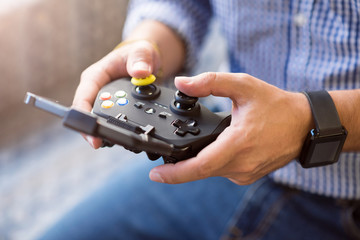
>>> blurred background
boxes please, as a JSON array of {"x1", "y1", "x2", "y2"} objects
[
  {"x1": 0, "y1": 0, "x2": 131, "y2": 239},
  {"x1": 0, "y1": 0, "x2": 227, "y2": 239}
]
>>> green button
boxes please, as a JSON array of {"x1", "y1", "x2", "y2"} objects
[{"x1": 115, "y1": 90, "x2": 127, "y2": 98}]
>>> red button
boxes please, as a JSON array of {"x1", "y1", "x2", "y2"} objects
[{"x1": 100, "y1": 92, "x2": 111, "y2": 100}]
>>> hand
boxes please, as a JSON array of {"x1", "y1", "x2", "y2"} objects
[
  {"x1": 149, "y1": 72, "x2": 313, "y2": 185},
  {"x1": 72, "y1": 40, "x2": 162, "y2": 148}
]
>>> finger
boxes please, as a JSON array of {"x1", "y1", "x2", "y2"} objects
[
  {"x1": 174, "y1": 72, "x2": 255, "y2": 100},
  {"x1": 72, "y1": 51, "x2": 128, "y2": 111},
  {"x1": 82, "y1": 134, "x2": 103, "y2": 149},
  {"x1": 149, "y1": 128, "x2": 235, "y2": 184},
  {"x1": 72, "y1": 51, "x2": 129, "y2": 148},
  {"x1": 126, "y1": 40, "x2": 161, "y2": 78}
]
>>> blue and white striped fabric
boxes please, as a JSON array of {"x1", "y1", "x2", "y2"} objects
[{"x1": 123, "y1": 0, "x2": 360, "y2": 199}]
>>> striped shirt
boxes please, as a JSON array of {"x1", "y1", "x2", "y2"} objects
[{"x1": 123, "y1": 0, "x2": 360, "y2": 199}]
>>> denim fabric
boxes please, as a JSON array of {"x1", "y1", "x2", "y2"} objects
[
  {"x1": 222, "y1": 179, "x2": 360, "y2": 240},
  {"x1": 39, "y1": 154, "x2": 360, "y2": 240},
  {"x1": 39, "y1": 156, "x2": 247, "y2": 240}
]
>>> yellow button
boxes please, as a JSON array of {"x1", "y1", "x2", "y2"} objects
[
  {"x1": 131, "y1": 74, "x2": 156, "y2": 86},
  {"x1": 101, "y1": 100, "x2": 114, "y2": 109}
]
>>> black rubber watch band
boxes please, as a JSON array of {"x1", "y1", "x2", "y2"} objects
[
  {"x1": 299, "y1": 90, "x2": 347, "y2": 168},
  {"x1": 302, "y1": 91, "x2": 343, "y2": 135}
]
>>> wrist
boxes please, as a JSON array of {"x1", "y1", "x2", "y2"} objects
[
  {"x1": 293, "y1": 92, "x2": 314, "y2": 151},
  {"x1": 298, "y1": 90, "x2": 347, "y2": 168}
]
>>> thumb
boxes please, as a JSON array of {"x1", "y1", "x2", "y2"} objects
[
  {"x1": 174, "y1": 72, "x2": 253, "y2": 100},
  {"x1": 126, "y1": 40, "x2": 161, "y2": 78}
]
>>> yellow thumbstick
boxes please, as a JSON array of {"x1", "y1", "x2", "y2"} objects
[{"x1": 131, "y1": 74, "x2": 156, "y2": 86}]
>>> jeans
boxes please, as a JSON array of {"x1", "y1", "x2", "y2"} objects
[{"x1": 39, "y1": 154, "x2": 360, "y2": 240}]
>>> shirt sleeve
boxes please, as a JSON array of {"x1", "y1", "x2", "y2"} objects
[{"x1": 122, "y1": 0, "x2": 213, "y2": 72}]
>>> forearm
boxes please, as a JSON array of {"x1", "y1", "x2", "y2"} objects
[
  {"x1": 125, "y1": 20, "x2": 186, "y2": 79},
  {"x1": 330, "y1": 89, "x2": 360, "y2": 151}
]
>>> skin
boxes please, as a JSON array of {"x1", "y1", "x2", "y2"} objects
[{"x1": 72, "y1": 20, "x2": 360, "y2": 185}]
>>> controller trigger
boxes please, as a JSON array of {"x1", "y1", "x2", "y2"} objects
[
  {"x1": 101, "y1": 140, "x2": 115, "y2": 148},
  {"x1": 146, "y1": 152, "x2": 161, "y2": 161},
  {"x1": 124, "y1": 146, "x2": 142, "y2": 154},
  {"x1": 163, "y1": 157, "x2": 177, "y2": 164}
]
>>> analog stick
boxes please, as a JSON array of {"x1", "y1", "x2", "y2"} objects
[
  {"x1": 174, "y1": 91, "x2": 198, "y2": 110},
  {"x1": 131, "y1": 74, "x2": 160, "y2": 100}
]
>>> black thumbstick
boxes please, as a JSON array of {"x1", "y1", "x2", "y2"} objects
[
  {"x1": 132, "y1": 84, "x2": 160, "y2": 100},
  {"x1": 135, "y1": 85, "x2": 157, "y2": 96},
  {"x1": 174, "y1": 91, "x2": 198, "y2": 110}
]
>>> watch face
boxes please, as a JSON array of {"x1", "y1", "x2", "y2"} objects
[
  {"x1": 308, "y1": 140, "x2": 341, "y2": 165},
  {"x1": 299, "y1": 128, "x2": 347, "y2": 168}
]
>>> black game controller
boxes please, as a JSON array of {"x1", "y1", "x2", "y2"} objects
[{"x1": 25, "y1": 77, "x2": 231, "y2": 163}]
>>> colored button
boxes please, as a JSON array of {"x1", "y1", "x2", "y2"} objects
[
  {"x1": 115, "y1": 90, "x2": 127, "y2": 98},
  {"x1": 116, "y1": 98, "x2": 129, "y2": 106},
  {"x1": 101, "y1": 100, "x2": 114, "y2": 109},
  {"x1": 100, "y1": 92, "x2": 112, "y2": 100}
]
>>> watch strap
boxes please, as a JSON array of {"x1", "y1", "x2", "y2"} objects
[{"x1": 302, "y1": 91, "x2": 343, "y2": 136}]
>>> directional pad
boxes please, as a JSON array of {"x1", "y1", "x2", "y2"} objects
[{"x1": 172, "y1": 119, "x2": 200, "y2": 136}]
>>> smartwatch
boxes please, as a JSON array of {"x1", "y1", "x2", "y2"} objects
[{"x1": 299, "y1": 91, "x2": 347, "y2": 168}]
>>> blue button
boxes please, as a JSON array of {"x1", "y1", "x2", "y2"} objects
[{"x1": 116, "y1": 98, "x2": 128, "y2": 106}]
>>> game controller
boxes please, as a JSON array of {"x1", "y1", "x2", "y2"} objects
[{"x1": 25, "y1": 77, "x2": 231, "y2": 163}]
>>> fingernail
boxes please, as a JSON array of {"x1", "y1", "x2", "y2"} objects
[
  {"x1": 133, "y1": 61, "x2": 151, "y2": 72},
  {"x1": 149, "y1": 171, "x2": 164, "y2": 183}
]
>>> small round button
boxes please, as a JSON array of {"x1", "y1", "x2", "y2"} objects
[
  {"x1": 115, "y1": 90, "x2": 127, "y2": 98},
  {"x1": 116, "y1": 98, "x2": 129, "y2": 106},
  {"x1": 100, "y1": 92, "x2": 112, "y2": 100},
  {"x1": 101, "y1": 100, "x2": 114, "y2": 109}
]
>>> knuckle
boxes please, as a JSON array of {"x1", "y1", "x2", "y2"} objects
[
  {"x1": 237, "y1": 72, "x2": 249, "y2": 78},
  {"x1": 132, "y1": 41, "x2": 156, "y2": 56},
  {"x1": 201, "y1": 72, "x2": 218, "y2": 84},
  {"x1": 239, "y1": 163, "x2": 258, "y2": 174}
]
